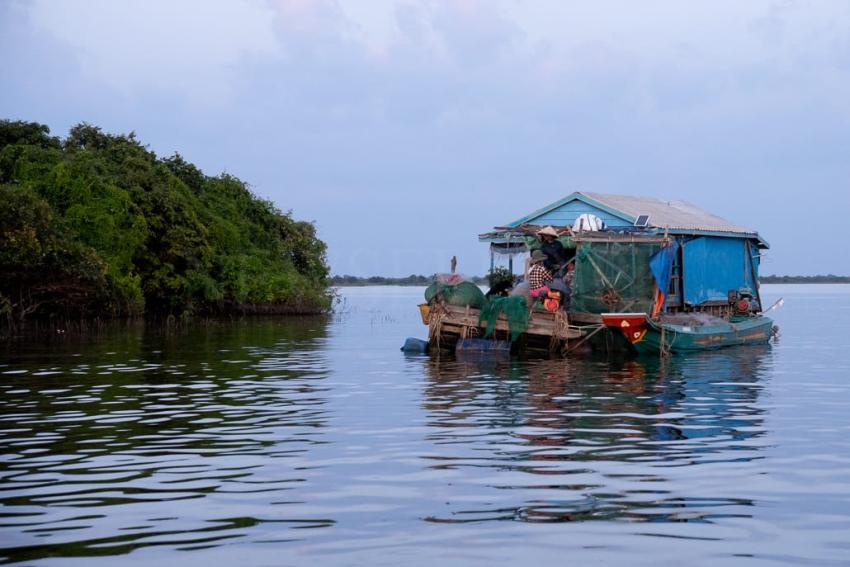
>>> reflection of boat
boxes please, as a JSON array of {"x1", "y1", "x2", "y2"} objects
[
  {"x1": 601, "y1": 312, "x2": 774, "y2": 354},
  {"x1": 415, "y1": 345, "x2": 771, "y2": 524}
]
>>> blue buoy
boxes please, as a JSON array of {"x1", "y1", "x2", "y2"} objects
[{"x1": 401, "y1": 337, "x2": 429, "y2": 354}]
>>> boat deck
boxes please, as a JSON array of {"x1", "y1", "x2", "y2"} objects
[{"x1": 424, "y1": 303, "x2": 585, "y2": 353}]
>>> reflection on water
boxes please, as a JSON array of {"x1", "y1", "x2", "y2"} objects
[
  {"x1": 0, "y1": 320, "x2": 333, "y2": 563},
  {"x1": 418, "y1": 348, "x2": 769, "y2": 524},
  {"x1": 2, "y1": 285, "x2": 850, "y2": 565}
]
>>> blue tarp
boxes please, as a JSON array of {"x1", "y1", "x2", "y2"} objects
[
  {"x1": 649, "y1": 240, "x2": 680, "y2": 303},
  {"x1": 683, "y1": 237, "x2": 755, "y2": 305}
]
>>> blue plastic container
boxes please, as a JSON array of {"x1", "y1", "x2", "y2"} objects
[{"x1": 400, "y1": 337, "x2": 429, "y2": 354}]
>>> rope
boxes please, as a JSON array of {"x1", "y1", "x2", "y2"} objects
[
  {"x1": 565, "y1": 324, "x2": 605, "y2": 354},
  {"x1": 428, "y1": 302, "x2": 448, "y2": 349},
  {"x1": 550, "y1": 309, "x2": 570, "y2": 352}
]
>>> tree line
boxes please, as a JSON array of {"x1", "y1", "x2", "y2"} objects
[{"x1": 0, "y1": 120, "x2": 331, "y2": 330}]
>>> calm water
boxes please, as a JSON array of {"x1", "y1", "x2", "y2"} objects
[{"x1": 1, "y1": 285, "x2": 849, "y2": 566}]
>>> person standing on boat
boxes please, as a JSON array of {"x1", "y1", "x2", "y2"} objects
[
  {"x1": 528, "y1": 250, "x2": 553, "y2": 299},
  {"x1": 537, "y1": 226, "x2": 570, "y2": 274}
]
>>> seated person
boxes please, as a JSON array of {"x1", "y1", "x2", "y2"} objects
[
  {"x1": 548, "y1": 265, "x2": 573, "y2": 309},
  {"x1": 528, "y1": 250, "x2": 553, "y2": 298},
  {"x1": 537, "y1": 226, "x2": 571, "y2": 274},
  {"x1": 564, "y1": 261, "x2": 575, "y2": 288}
]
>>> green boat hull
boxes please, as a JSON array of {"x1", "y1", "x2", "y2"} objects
[{"x1": 632, "y1": 315, "x2": 774, "y2": 355}]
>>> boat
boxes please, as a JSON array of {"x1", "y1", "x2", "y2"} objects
[
  {"x1": 600, "y1": 312, "x2": 775, "y2": 355},
  {"x1": 423, "y1": 191, "x2": 777, "y2": 356},
  {"x1": 421, "y1": 301, "x2": 584, "y2": 354}
]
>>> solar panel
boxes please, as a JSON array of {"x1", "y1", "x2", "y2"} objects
[{"x1": 634, "y1": 214, "x2": 650, "y2": 228}]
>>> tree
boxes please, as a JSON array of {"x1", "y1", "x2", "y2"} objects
[{"x1": 0, "y1": 120, "x2": 332, "y2": 329}]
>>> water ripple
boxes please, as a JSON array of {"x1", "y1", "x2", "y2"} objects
[{"x1": 1, "y1": 288, "x2": 850, "y2": 565}]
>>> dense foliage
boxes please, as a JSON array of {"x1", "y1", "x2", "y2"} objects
[{"x1": 0, "y1": 120, "x2": 330, "y2": 326}]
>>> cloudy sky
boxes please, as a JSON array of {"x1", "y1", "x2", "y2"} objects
[{"x1": 3, "y1": 0, "x2": 849, "y2": 276}]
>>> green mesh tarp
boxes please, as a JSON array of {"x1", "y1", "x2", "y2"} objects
[
  {"x1": 571, "y1": 241, "x2": 661, "y2": 314},
  {"x1": 425, "y1": 281, "x2": 486, "y2": 308},
  {"x1": 524, "y1": 235, "x2": 576, "y2": 252},
  {"x1": 479, "y1": 295, "x2": 529, "y2": 342},
  {"x1": 560, "y1": 235, "x2": 577, "y2": 250}
]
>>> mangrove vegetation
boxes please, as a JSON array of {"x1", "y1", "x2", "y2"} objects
[{"x1": 0, "y1": 120, "x2": 330, "y2": 330}]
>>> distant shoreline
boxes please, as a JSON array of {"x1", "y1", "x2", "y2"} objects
[
  {"x1": 331, "y1": 275, "x2": 850, "y2": 286},
  {"x1": 759, "y1": 275, "x2": 850, "y2": 284}
]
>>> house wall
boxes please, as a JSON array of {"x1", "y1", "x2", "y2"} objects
[{"x1": 513, "y1": 200, "x2": 632, "y2": 228}]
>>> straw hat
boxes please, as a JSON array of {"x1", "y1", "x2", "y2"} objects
[
  {"x1": 537, "y1": 226, "x2": 559, "y2": 238},
  {"x1": 530, "y1": 250, "x2": 548, "y2": 264}
]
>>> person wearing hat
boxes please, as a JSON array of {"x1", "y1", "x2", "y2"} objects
[
  {"x1": 537, "y1": 226, "x2": 569, "y2": 273},
  {"x1": 528, "y1": 250, "x2": 554, "y2": 297}
]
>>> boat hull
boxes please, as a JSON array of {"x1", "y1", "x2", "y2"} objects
[
  {"x1": 601, "y1": 313, "x2": 774, "y2": 355},
  {"x1": 640, "y1": 316, "x2": 773, "y2": 354}
]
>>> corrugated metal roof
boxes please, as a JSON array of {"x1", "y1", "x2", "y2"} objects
[{"x1": 580, "y1": 192, "x2": 757, "y2": 235}]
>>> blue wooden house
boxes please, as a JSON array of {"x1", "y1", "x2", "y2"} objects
[{"x1": 480, "y1": 192, "x2": 768, "y2": 316}]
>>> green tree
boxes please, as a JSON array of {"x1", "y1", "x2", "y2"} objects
[{"x1": 0, "y1": 119, "x2": 331, "y2": 328}]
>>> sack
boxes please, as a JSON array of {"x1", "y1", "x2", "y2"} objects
[
  {"x1": 573, "y1": 213, "x2": 605, "y2": 232},
  {"x1": 543, "y1": 290, "x2": 561, "y2": 312}
]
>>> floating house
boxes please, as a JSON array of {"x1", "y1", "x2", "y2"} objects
[
  {"x1": 479, "y1": 192, "x2": 768, "y2": 322},
  {"x1": 421, "y1": 191, "x2": 774, "y2": 355}
]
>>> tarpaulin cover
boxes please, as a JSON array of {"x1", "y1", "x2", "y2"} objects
[
  {"x1": 649, "y1": 240, "x2": 680, "y2": 300},
  {"x1": 425, "y1": 282, "x2": 486, "y2": 308},
  {"x1": 524, "y1": 235, "x2": 576, "y2": 252},
  {"x1": 682, "y1": 237, "x2": 756, "y2": 305}
]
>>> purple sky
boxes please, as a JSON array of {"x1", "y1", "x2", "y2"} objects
[{"x1": 3, "y1": 0, "x2": 849, "y2": 276}]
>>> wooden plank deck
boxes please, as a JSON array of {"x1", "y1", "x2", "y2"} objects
[{"x1": 426, "y1": 303, "x2": 583, "y2": 348}]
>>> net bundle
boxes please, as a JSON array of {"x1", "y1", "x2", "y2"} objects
[
  {"x1": 424, "y1": 281, "x2": 486, "y2": 309},
  {"x1": 478, "y1": 295, "x2": 529, "y2": 342}
]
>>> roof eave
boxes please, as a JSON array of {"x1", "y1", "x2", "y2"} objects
[
  {"x1": 505, "y1": 191, "x2": 635, "y2": 228},
  {"x1": 663, "y1": 228, "x2": 769, "y2": 249}
]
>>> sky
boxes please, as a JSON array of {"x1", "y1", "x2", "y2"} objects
[{"x1": 2, "y1": 0, "x2": 849, "y2": 277}]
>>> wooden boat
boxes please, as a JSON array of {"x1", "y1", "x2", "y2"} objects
[
  {"x1": 422, "y1": 302, "x2": 584, "y2": 354},
  {"x1": 601, "y1": 312, "x2": 774, "y2": 355}
]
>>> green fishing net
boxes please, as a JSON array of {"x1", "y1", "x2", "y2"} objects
[
  {"x1": 479, "y1": 295, "x2": 529, "y2": 342},
  {"x1": 425, "y1": 281, "x2": 486, "y2": 308},
  {"x1": 571, "y1": 240, "x2": 661, "y2": 314}
]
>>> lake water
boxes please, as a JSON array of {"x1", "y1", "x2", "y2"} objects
[{"x1": 1, "y1": 285, "x2": 849, "y2": 566}]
